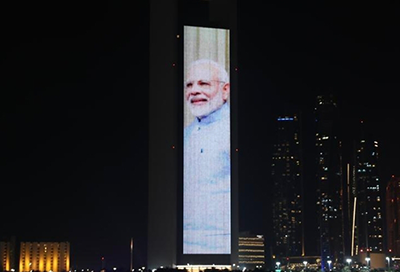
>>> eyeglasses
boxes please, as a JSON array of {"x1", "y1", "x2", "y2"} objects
[{"x1": 184, "y1": 80, "x2": 225, "y2": 91}]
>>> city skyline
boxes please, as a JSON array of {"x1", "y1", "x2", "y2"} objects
[{"x1": 2, "y1": 1, "x2": 399, "y2": 270}]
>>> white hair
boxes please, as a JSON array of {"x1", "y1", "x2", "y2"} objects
[{"x1": 188, "y1": 59, "x2": 229, "y2": 83}]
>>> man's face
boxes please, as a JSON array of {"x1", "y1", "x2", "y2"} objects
[{"x1": 185, "y1": 62, "x2": 229, "y2": 119}]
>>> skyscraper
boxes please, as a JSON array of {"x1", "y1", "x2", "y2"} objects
[
  {"x1": 271, "y1": 114, "x2": 304, "y2": 262},
  {"x1": 354, "y1": 139, "x2": 384, "y2": 254},
  {"x1": 148, "y1": 0, "x2": 238, "y2": 269},
  {"x1": 314, "y1": 95, "x2": 344, "y2": 268},
  {"x1": 386, "y1": 176, "x2": 400, "y2": 256}
]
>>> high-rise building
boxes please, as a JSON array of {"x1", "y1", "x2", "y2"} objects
[
  {"x1": 353, "y1": 139, "x2": 384, "y2": 254},
  {"x1": 148, "y1": 0, "x2": 238, "y2": 269},
  {"x1": 238, "y1": 232, "x2": 265, "y2": 269},
  {"x1": 386, "y1": 176, "x2": 400, "y2": 256},
  {"x1": 19, "y1": 242, "x2": 70, "y2": 272},
  {"x1": 271, "y1": 114, "x2": 304, "y2": 262},
  {"x1": 314, "y1": 94, "x2": 344, "y2": 268}
]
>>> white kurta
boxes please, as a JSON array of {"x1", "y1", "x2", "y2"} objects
[{"x1": 183, "y1": 102, "x2": 231, "y2": 254}]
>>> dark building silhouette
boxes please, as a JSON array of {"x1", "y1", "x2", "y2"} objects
[
  {"x1": 386, "y1": 176, "x2": 400, "y2": 256},
  {"x1": 271, "y1": 114, "x2": 304, "y2": 263},
  {"x1": 314, "y1": 94, "x2": 344, "y2": 269}
]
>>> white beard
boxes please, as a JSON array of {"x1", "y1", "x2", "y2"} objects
[{"x1": 188, "y1": 91, "x2": 225, "y2": 119}]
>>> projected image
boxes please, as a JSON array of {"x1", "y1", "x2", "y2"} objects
[{"x1": 183, "y1": 25, "x2": 231, "y2": 254}]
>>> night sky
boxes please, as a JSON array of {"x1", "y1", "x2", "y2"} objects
[{"x1": 2, "y1": 1, "x2": 399, "y2": 270}]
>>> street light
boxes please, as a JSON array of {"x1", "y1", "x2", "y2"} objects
[
  {"x1": 365, "y1": 257, "x2": 370, "y2": 270},
  {"x1": 276, "y1": 262, "x2": 281, "y2": 271},
  {"x1": 346, "y1": 258, "x2": 352, "y2": 268},
  {"x1": 386, "y1": 257, "x2": 391, "y2": 271},
  {"x1": 303, "y1": 261, "x2": 308, "y2": 271},
  {"x1": 327, "y1": 260, "x2": 332, "y2": 271}
]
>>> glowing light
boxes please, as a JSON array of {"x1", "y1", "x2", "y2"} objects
[
  {"x1": 277, "y1": 117, "x2": 294, "y2": 121},
  {"x1": 327, "y1": 260, "x2": 332, "y2": 271}
]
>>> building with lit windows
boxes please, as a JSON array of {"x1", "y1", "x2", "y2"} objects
[
  {"x1": 238, "y1": 232, "x2": 265, "y2": 269},
  {"x1": 353, "y1": 138, "x2": 384, "y2": 255},
  {"x1": 271, "y1": 114, "x2": 304, "y2": 261},
  {"x1": 0, "y1": 237, "x2": 17, "y2": 272},
  {"x1": 386, "y1": 176, "x2": 400, "y2": 256},
  {"x1": 19, "y1": 242, "x2": 70, "y2": 272},
  {"x1": 314, "y1": 94, "x2": 344, "y2": 269}
]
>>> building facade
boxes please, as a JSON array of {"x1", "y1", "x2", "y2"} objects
[
  {"x1": 0, "y1": 237, "x2": 17, "y2": 272},
  {"x1": 271, "y1": 114, "x2": 304, "y2": 261},
  {"x1": 19, "y1": 242, "x2": 70, "y2": 272},
  {"x1": 238, "y1": 232, "x2": 265, "y2": 269},
  {"x1": 1, "y1": 240, "x2": 69, "y2": 272},
  {"x1": 353, "y1": 139, "x2": 384, "y2": 254},
  {"x1": 386, "y1": 176, "x2": 400, "y2": 256},
  {"x1": 148, "y1": 0, "x2": 238, "y2": 269},
  {"x1": 314, "y1": 94, "x2": 344, "y2": 268}
]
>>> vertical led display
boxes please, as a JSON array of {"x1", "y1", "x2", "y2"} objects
[{"x1": 183, "y1": 25, "x2": 231, "y2": 254}]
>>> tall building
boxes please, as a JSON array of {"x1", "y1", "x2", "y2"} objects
[
  {"x1": 353, "y1": 139, "x2": 384, "y2": 254},
  {"x1": 19, "y1": 242, "x2": 70, "y2": 272},
  {"x1": 314, "y1": 94, "x2": 344, "y2": 268},
  {"x1": 148, "y1": 0, "x2": 238, "y2": 269},
  {"x1": 386, "y1": 176, "x2": 400, "y2": 256},
  {"x1": 271, "y1": 114, "x2": 304, "y2": 262},
  {"x1": 238, "y1": 232, "x2": 265, "y2": 269}
]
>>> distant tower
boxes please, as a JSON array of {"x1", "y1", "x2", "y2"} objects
[
  {"x1": 386, "y1": 176, "x2": 400, "y2": 256},
  {"x1": 354, "y1": 137, "x2": 384, "y2": 254},
  {"x1": 271, "y1": 114, "x2": 304, "y2": 263},
  {"x1": 314, "y1": 94, "x2": 344, "y2": 268}
]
